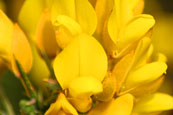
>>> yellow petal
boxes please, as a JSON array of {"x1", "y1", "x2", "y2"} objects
[
  {"x1": 35, "y1": 9, "x2": 60, "y2": 57},
  {"x1": 95, "y1": 0, "x2": 114, "y2": 37},
  {"x1": 18, "y1": 0, "x2": 44, "y2": 38},
  {"x1": 129, "y1": 76, "x2": 164, "y2": 97},
  {"x1": 88, "y1": 0, "x2": 97, "y2": 7},
  {"x1": 132, "y1": 0, "x2": 144, "y2": 15},
  {"x1": 11, "y1": 24, "x2": 33, "y2": 75},
  {"x1": 51, "y1": 0, "x2": 76, "y2": 21},
  {"x1": 51, "y1": 0, "x2": 97, "y2": 35},
  {"x1": 133, "y1": 93, "x2": 173, "y2": 113},
  {"x1": 28, "y1": 43, "x2": 50, "y2": 91},
  {"x1": 53, "y1": 15, "x2": 82, "y2": 48},
  {"x1": 0, "y1": 10, "x2": 13, "y2": 63},
  {"x1": 112, "y1": 52, "x2": 134, "y2": 92},
  {"x1": 69, "y1": 97, "x2": 92, "y2": 113},
  {"x1": 45, "y1": 93, "x2": 78, "y2": 115},
  {"x1": 68, "y1": 76, "x2": 102, "y2": 98},
  {"x1": 94, "y1": 72, "x2": 117, "y2": 102},
  {"x1": 119, "y1": 14, "x2": 155, "y2": 49},
  {"x1": 88, "y1": 94, "x2": 134, "y2": 115},
  {"x1": 125, "y1": 62, "x2": 167, "y2": 89},
  {"x1": 75, "y1": 0, "x2": 97, "y2": 35},
  {"x1": 131, "y1": 37, "x2": 152, "y2": 69},
  {"x1": 107, "y1": 6, "x2": 119, "y2": 45},
  {"x1": 154, "y1": 53, "x2": 167, "y2": 63},
  {"x1": 53, "y1": 34, "x2": 107, "y2": 89}
]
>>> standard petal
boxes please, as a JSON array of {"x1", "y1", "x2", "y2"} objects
[
  {"x1": 53, "y1": 34, "x2": 107, "y2": 89},
  {"x1": 119, "y1": 14, "x2": 155, "y2": 49},
  {"x1": 125, "y1": 62, "x2": 167, "y2": 89},
  {"x1": 88, "y1": 94, "x2": 134, "y2": 115},
  {"x1": 133, "y1": 93, "x2": 173, "y2": 113}
]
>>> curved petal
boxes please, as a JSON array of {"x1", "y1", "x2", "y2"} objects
[
  {"x1": 51, "y1": 0, "x2": 97, "y2": 35},
  {"x1": 53, "y1": 34, "x2": 107, "y2": 89},
  {"x1": 131, "y1": 37, "x2": 152, "y2": 69},
  {"x1": 11, "y1": 24, "x2": 33, "y2": 75},
  {"x1": 88, "y1": 94, "x2": 134, "y2": 115},
  {"x1": 53, "y1": 15, "x2": 82, "y2": 48},
  {"x1": 0, "y1": 10, "x2": 13, "y2": 63},
  {"x1": 45, "y1": 93, "x2": 78, "y2": 115},
  {"x1": 125, "y1": 62, "x2": 167, "y2": 89},
  {"x1": 51, "y1": 0, "x2": 76, "y2": 21},
  {"x1": 35, "y1": 9, "x2": 60, "y2": 57},
  {"x1": 75, "y1": 0, "x2": 97, "y2": 35},
  {"x1": 119, "y1": 14, "x2": 155, "y2": 49},
  {"x1": 18, "y1": 0, "x2": 44, "y2": 38},
  {"x1": 68, "y1": 76, "x2": 102, "y2": 98},
  {"x1": 133, "y1": 93, "x2": 173, "y2": 113},
  {"x1": 95, "y1": 0, "x2": 114, "y2": 37}
]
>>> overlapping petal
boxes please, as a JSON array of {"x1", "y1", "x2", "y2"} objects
[
  {"x1": 53, "y1": 34, "x2": 107, "y2": 89},
  {"x1": 45, "y1": 93, "x2": 78, "y2": 115},
  {"x1": 88, "y1": 94, "x2": 134, "y2": 115},
  {"x1": 133, "y1": 93, "x2": 173, "y2": 113}
]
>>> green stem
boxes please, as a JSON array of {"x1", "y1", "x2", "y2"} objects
[
  {"x1": 0, "y1": 87, "x2": 15, "y2": 115},
  {"x1": 15, "y1": 59, "x2": 36, "y2": 99},
  {"x1": 40, "y1": 51, "x2": 62, "y2": 91}
]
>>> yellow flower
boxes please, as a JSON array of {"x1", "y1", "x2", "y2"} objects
[
  {"x1": 96, "y1": 0, "x2": 154, "y2": 58},
  {"x1": 45, "y1": 93, "x2": 78, "y2": 115},
  {"x1": 53, "y1": 34, "x2": 107, "y2": 112},
  {"x1": 18, "y1": 0, "x2": 97, "y2": 55}
]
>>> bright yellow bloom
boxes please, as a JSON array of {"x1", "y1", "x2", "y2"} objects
[{"x1": 53, "y1": 34, "x2": 107, "y2": 112}]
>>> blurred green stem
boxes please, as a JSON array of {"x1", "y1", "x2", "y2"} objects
[{"x1": 0, "y1": 87, "x2": 15, "y2": 115}]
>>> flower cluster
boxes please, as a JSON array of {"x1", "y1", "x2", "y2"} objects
[{"x1": 0, "y1": 0, "x2": 173, "y2": 115}]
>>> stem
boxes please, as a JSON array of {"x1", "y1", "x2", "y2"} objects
[
  {"x1": 40, "y1": 51, "x2": 62, "y2": 91},
  {"x1": 15, "y1": 59, "x2": 36, "y2": 99},
  {"x1": 0, "y1": 87, "x2": 15, "y2": 115}
]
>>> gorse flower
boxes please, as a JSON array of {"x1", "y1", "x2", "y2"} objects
[{"x1": 0, "y1": 0, "x2": 172, "y2": 115}]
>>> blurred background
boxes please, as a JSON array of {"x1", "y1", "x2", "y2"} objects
[{"x1": 0, "y1": 0, "x2": 173, "y2": 114}]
